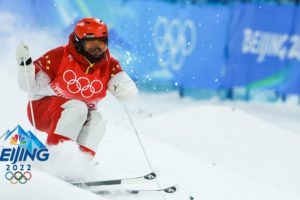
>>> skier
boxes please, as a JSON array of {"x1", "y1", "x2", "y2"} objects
[{"x1": 16, "y1": 17, "x2": 138, "y2": 157}]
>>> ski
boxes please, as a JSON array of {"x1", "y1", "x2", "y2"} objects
[
  {"x1": 127, "y1": 185, "x2": 178, "y2": 195},
  {"x1": 70, "y1": 171, "x2": 157, "y2": 187},
  {"x1": 92, "y1": 185, "x2": 179, "y2": 196}
]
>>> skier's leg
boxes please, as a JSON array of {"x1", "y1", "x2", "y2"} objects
[
  {"x1": 27, "y1": 97, "x2": 71, "y2": 144},
  {"x1": 28, "y1": 97, "x2": 89, "y2": 145},
  {"x1": 79, "y1": 145, "x2": 96, "y2": 157},
  {"x1": 47, "y1": 99, "x2": 89, "y2": 145},
  {"x1": 28, "y1": 96, "x2": 100, "y2": 155},
  {"x1": 27, "y1": 97, "x2": 52, "y2": 133},
  {"x1": 76, "y1": 110, "x2": 107, "y2": 156}
]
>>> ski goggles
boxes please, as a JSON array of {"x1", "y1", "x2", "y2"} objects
[{"x1": 83, "y1": 38, "x2": 107, "y2": 55}]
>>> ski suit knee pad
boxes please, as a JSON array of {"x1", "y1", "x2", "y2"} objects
[
  {"x1": 76, "y1": 110, "x2": 107, "y2": 153},
  {"x1": 54, "y1": 99, "x2": 89, "y2": 141}
]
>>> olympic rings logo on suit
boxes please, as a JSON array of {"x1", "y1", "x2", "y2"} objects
[
  {"x1": 5, "y1": 171, "x2": 32, "y2": 184},
  {"x1": 153, "y1": 16, "x2": 197, "y2": 71},
  {"x1": 63, "y1": 70, "x2": 103, "y2": 99}
]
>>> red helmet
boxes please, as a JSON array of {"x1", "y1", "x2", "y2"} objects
[
  {"x1": 73, "y1": 18, "x2": 109, "y2": 62},
  {"x1": 74, "y1": 17, "x2": 108, "y2": 39}
]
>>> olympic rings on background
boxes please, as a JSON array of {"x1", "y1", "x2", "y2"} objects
[
  {"x1": 5, "y1": 171, "x2": 32, "y2": 184},
  {"x1": 153, "y1": 16, "x2": 197, "y2": 71}
]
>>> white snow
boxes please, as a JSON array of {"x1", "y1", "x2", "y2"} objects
[
  {"x1": 1, "y1": 86, "x2": 300, "y2": 200},
  {"x1": 0, "y1": 168, "x2": 105, "y2": 200}
]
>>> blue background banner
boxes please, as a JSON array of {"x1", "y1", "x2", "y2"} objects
[
  {"x1": 226, "y1": 4, "x2": 300, "y2": 97},
  {"x1": 0, "y1": 0, "x2": 299, "y2": 99}
]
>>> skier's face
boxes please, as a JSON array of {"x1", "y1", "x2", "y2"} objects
[{"x1": 83, "y1": 38, "x2": 107, "y2": 57}]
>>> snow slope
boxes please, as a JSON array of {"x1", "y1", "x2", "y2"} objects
[
  {"x1": 0, "y1": 169, "x2": 105, "y2": 200},
  {"x1": 138, "y1": 105, "x2": 300, "y2": 194},
  {"x1": 1, "y1": 98, "x2": 300, "y2": 200}
]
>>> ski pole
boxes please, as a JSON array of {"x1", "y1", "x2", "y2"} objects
[
  {"x1": 22, "y1": 42, "x2": 37, "y2": 135},
  {"x1": 122, "y1": 103, "x2": 167, "y2": 200}
]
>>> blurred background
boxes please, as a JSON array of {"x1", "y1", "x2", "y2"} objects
[
  {"x1": 0, "y1": 1, "x2": 300, "y2": 200},
  {"x1": 1, "y1": 0, "x2": 300, "y2": 103}
]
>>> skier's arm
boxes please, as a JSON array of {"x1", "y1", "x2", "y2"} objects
[
  {"x1": 17, "y1": 63, "x2": 54, "y2": 95},
  {"x1": 16, "y1": 43, "x2": 61, "y2": 96},
  {"x1": 107, "y1": 59, "x2": 138, "y2": 102}
]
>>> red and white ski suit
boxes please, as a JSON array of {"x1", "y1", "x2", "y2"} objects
[{"x1": 17, "y1": 33, "x2": 138, "y2": 156}]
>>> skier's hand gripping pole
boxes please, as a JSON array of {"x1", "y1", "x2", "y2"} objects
[{"x1": 16, "y1": 41, "x2": 37, "y2": 135}]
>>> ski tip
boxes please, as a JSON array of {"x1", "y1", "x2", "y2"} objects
[
  {"x1": 125, "y1": 184, "x2": 180, "y2": 196},
  {"x1": 144, "y1": 171, "x2": 159, "y2": 180},
  {"x1": 189, "y1": 195, "x2": 195, "y2": 200},
  {"x1": 164, "y1": 185, "x2": 180, "y2": 194}
]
